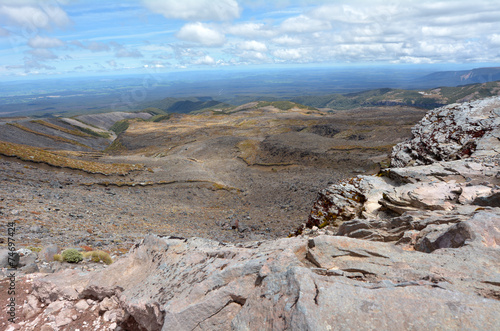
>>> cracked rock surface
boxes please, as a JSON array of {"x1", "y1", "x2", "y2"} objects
[{"x1": 22, "y1": 230, "x2": 500, "y2": 330}]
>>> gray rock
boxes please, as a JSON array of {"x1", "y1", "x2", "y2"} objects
[
  {"x1": 0, "y1": 249, "x2": 19, "y2": 268},
  {"x1": 473, "y1": 191, "x2": 500, "y2": 207},
  {"x1": 74, "y1": 299, "x2": 89, "y2": 311},
  {"x1": 39, "y1": 244, "x2": 60, "y2": 263},
  {"x1": 22, "y1": 295, "x2": 41, "y2": 320},
  {"x1": 307, "y1": 175, "x2": 394, "y2": 229},
  {"x1": 19, "y1": 252, "x2": 37, "y2": 267},
  {"x1": 32, "y1": 269, "x2": 87, "y2": 303},
  {"x1": 391, "y1": 96, "x2": 500, "y2": 167},
  {"x1": 415, "y1": 222, "x2": 472, "y2": 253},
  {"x1": 21, "y1": 263, "x2": 40, "y2": 274},
  {"x1": 29, "y1": 234, "x2": 500, "y2": 330}
]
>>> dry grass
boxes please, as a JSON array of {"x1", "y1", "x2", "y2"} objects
[
  {"x1": 0, "y1": 140, "x2": 142, "y2": 175},
  {"x1": 236, "y1": 139, "x2": 260, "y2": 165},
  {"x1": 53, "y1": 254, "x2": 63, "y2": 262},
  {"x1": 82, "y1": 250, "x2": 113, "y2": 264},
  {"x1": 7, "y1": 123, "x2": 91, "y2": 149},
  {"x1": 82, "y1": 179, "x2": 239, "y2": 191},
  {"x1": 32, "y1": 120, "x2": 92, "y2": 138}
]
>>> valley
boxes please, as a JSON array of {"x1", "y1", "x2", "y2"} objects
[
  {"x1": 1, "y1": 76, "x2": 499, "y2": 255},
  {"x1": 0, "y1": 101, "x2": 427, "y2": 254}
]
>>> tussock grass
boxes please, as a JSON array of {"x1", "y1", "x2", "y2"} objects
[
  {"x1": 0, "y1": 140, "x2": 142, "y2": 175},
  {"x1": 7, "y1": 122, "x2": 91, "y2": 149},
  {"x1": 32, "y1": 120, "x2": 92, "y2": 137},
  {"x1": 53, "y1": 254, "x2": 63, "y2": 262},
  {"x1": 257, "y1": 101, "x2": 316, "y2": 111},
  {"x1": 236, "y1": 139, "x2": 260, "y2": 165},
  {"x1": 104, "y1": 139, "x2": 127, "y2": 153},
  {"x1": 83, "y1": 250, "x2": 113, "y2": 264},
  {"x1": 73, "y1": 126, "x2": 112, "y2": 139}
]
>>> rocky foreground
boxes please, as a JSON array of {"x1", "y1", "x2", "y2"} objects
[{"x1": 2, "y1": 97, "x2": 500, "y2": 330}]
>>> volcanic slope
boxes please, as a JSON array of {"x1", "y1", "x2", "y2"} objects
[{"x1": 0, "y1": 103, "x2": 427, "y2": 253}]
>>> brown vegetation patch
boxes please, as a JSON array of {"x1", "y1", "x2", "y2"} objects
[
  {"x1": 0, "y1": 140, "x2": 142, "y2": 175},
  {"x1": 7, "y1": 122, "x2": 91, "y2": 149},
  {"x1": 31, "y1": 119, "x2": 92, "y2": 137}
]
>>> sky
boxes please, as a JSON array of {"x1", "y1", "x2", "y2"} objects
[{"x1": 0, "y1": 0, "x2": 499, "y2": 80}]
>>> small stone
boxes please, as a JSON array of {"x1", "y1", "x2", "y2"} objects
[{"x1": 75, "y1": 299, "x2": 90, "y2": 311}]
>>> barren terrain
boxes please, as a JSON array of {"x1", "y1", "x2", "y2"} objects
[{"x1": 0, "y1": 104, "x2": 427, "y2": 255}]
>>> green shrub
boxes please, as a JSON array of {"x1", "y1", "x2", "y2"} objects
[
  {"x1": 110, "y1": 120, "x2": 130, "y2": 135},
  {"x1": 62, "y1": 249, "x2": 83, "y2": 263}
]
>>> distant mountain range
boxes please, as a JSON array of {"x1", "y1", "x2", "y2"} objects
[
  {"x1": 2, "y1": 66, "x2": 500, "y2": 117},
  {"x1": 133, "y1": 79, "x2": 500, "y2": 116},
  {"x1": 291, "y1": 80, "x2": 500, "y2": 110},
  {"x1": 412, "y1": 67, "x2": 500, "y2": 87}
]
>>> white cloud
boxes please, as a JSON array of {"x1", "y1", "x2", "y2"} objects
[
  {"x1": 236, "y1": 50, "x2": 269, "y2": 63},
  {"x1": 310, "y1": 3, "x2": 397, "y2": 24},
  {"x1": 4, "y1": 0, "x2": 500, "y2": 76},
  {"x1": 193, "y1": 55, "x2": 216, "y2": 65},
  {"x1": 394, "y1": 56, "x2": 435, "y2": 64},
  {"x1": 489, "y1": 34, "x2": 500, "y2": 46},
  {"x1": 16, "y1": 57, "x2": 56, "y2": 72},
  {"x1": 280, "y1": 15, "x2": 331, "y2": 33},
  {"x1": 143, "y1": 60, "x2": 169, "y2": 68},
  {"x1": 176, "y1": 23, "x2": 226, "y2": 46},
  {"x1": 227, "y1": 22, "x2": 275, "y2": 38},
  {"x1": 70, "y1": 40, "x2": 112, "y2": 52},
  {"x1": 239, "y1": 40, "x2": 267, "y2": 52},
  {"x1": 142, "y1": 0, "x2": 240, "y2": 21},
  {"x1": 115, "y1": 48, "x2": 143, "y2": 58},
  {"x1": 87, "y1": 41, "x2": 111, "y2": 52},
  {"x1": 272, "y1": 48, "x2": 306, "y2": 61},
  {"x1": 0, "y1": 4, "x2": 71, "y2": 29},
  {"x1": 272, "y1": 35, "x2": 302, "y2": 46},
  {"x1": 171, "y1": 45, "x2": 206, "y2": 58},
  {"x1": 27, "y1": 36, "x2": 64, "y2": 48},
  {"x1": 27, "y1": 48, "x2": 58, "y2": 60},
  {"x1": 421, "y1": 26, "x2": 454, "y2": 38}
]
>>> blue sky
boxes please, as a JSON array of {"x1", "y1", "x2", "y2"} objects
[{"x1": 0, "y1": 0, "x2": 499, "y2": 79}]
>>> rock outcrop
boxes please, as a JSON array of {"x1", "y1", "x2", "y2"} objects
[
  {"x1": 22, "y1": 231, "x2": 500, "y2": 330},
  {"x1": 7, "y1": 96, "x2": 500, "y2": 330},
  {"x1": 305, "y1": 96, "x2": 500, "y2": 253},
  {"x1": 391, "y1": 96, "x2": 500, "y2": 167}
]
